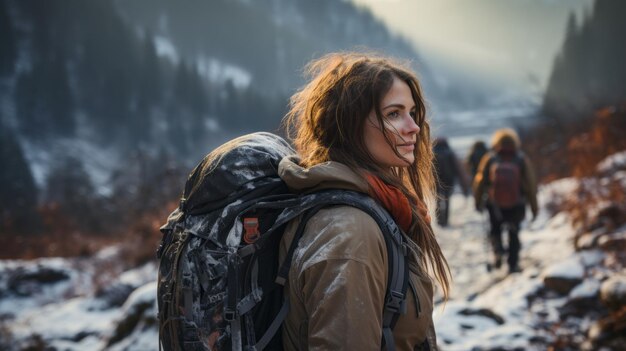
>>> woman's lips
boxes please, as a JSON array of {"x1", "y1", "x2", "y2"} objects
[{"x1": 397, "y1": 143, "x2": 415, "y2": 152}]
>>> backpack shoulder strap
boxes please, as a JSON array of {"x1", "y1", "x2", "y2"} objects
[{"x1": 276, "y1": 190, "x2": 409, "y2": 351}]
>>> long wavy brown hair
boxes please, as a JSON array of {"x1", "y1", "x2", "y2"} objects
[{"x1": 283, "y1": 51, "x2": 451, "y2": 298}]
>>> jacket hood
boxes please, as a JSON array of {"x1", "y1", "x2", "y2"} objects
[
  {"x1": 278, "y1": 156, "x2": 369, "y2": 194},
  {"x1": 491, "y1": 128, "x2": 521, "y2": 152}
]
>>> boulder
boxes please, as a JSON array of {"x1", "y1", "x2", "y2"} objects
[
  {"x1": 543, "y1": 258, "x2": 585, "y2": 295},
  {"x1": 457, "y1": 307, "x2": 505, "y2": 325},
  {"x1": 103, "y1": 282, "x2": 158, "y2": 349},
  {"x1": 575, "y1": 228, "x2": 605, "y2": 250},
  {"x1": 596, "y1": 151, "x2": 626, "y2": 175},
  {"x1": 7, "y1": 266, "x2": 69, "y2": 297},
  {"x1": 598, "y1": 230, "x2": 626, "y2": 252},
  {"x1": 586, "y1": 306, "x2": 626, "y2": 350},
  {"x1": 599, "y1": 273, "x2": 626, "y2": 310},
  {"x1": 95, "y1": 282, "x2": 135, "y2": 309},
  {"x1": 592, "y1": 205, "x2": 626, "y2": 232},
  {"x1": 560, "y1": 278, "x2": 602, "y2": 318}
]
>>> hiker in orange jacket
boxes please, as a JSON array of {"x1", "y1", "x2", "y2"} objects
[
  {"x1": 473, "y1": 128, "x2": 538, "y2": 273},
  {"x1": 280, "y1": 52, "x2": 450, "y2": 350}
]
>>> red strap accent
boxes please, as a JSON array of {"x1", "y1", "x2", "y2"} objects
[{"x1": 243, "y1": 217, "x2": 260, "y2": 244}]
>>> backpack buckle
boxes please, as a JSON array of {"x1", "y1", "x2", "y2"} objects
[
  {"x1": 401, "y1": 242, "x2": 409, "y2": 256},
  {"x1": 385, "y1": 290, "x2": 405, "y2": 313},
  {"x1": 224, "y1": 308, "x2": 236, "y2": 322},
  {"x1": 243, "y1": 217, "x2": 260, "y2": 244}
]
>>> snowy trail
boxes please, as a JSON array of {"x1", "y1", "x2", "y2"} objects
[
  {"x1": 432, "y1": 192, "x2": 542, "y2": 349},
  {"x1": 431, "y1": 185, "x2": 590, "y2": 350},
  {"x1": 434, "y1": 191, "x2": 560, "y2": 302},
  {"x1": 5, "y1": 177, "x2": 617, "y2": 350},
  {"x1": 434, "y1": 193, "x2": 507, "y2": 302}
]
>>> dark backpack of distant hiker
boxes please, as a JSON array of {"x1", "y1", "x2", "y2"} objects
[
  {"x1": 487, "y1": 153, "x2": 524, "y2": 209},
  {"x1": 434, "y1": 142, "x2": 458, "y2": 189},
  {"x1": 156, "y1": 132, "x2": 409, "y2": 351},
  {"x1": 467, "y1": 144, "x2": 487, "y2": 177}
]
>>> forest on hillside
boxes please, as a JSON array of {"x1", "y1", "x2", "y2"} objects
[
  {"x1": 523, "y1": 0, "x2": 626, "y2": 183},
  {"x1": 0, "y1": 0, "x2": 434, "y2": 257},
  {"x1": 115, "y1": 0, "x2": 428, "y2": 97},
  {"x1": 0, "y1": 0, "x2": 262, "y2": 246},
  {"x1": 1, "y1": 0, "x2": 625, "y2": 260},
  {"x1": 542, "y1": 1, "x2": 626, "y2": 121}
]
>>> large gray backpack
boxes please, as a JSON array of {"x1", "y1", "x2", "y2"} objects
[{"x1": 156, "y1": 132, "x2": 409, "y2": 351}]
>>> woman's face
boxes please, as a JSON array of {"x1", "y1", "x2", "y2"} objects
[{"x1": 364, "y1": 77, "x2": 420, "y2": 168}]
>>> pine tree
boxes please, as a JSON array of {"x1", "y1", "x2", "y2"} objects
[
  {"x1": 45, "y1": 155, "x2": 97, "y2": 231},
  {"x1": 0, "y1": 122, "x2": 40, "y2": 234},
  {"x1": 132, "y1": 34, "x2": 162, "y2": 145},
  {"x1": 543, "y1": 1, "x2": 626, "y2": 119},
  {"x1": 0, "y1": 0, "x2": 17, "y2": 76},
  {"x1": 47, "y1": 58, "x2": 75, "y2": 137},
  {"x1": 15, "y1": 59, "x2": 75, "y2": 138},
  {"x1": 15, "y1": 70, "x2": 36, "y2": 136}
]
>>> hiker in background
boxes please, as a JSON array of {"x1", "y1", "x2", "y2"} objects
[
  {"x1": 433, "y1": 137, "x2": 469, "y2": 227},
  {"x1": 473, "y1": 128, "x2": 538, "y2": 274},
  {"x1": 466, "y1": 140, "x2": 488, "y2": 180},
  {"x1": 281, "y1": 52, "x2": 450, "y2": 350}
]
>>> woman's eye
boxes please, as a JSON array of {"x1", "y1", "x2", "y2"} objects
[
  {"x1": 386, "y1": 111, "x2": 400, "y2": 119},
  {"x1": 409, "y1": 111, "x2": 416, "y2": 118}
]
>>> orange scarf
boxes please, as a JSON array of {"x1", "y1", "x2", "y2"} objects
[{"x1": 364, "y1": 174, "x2": 431, "y2": 233}]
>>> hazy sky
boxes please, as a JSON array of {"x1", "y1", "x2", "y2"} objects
[{"x1": 352, "y1": 0, "x2": 594, "y2": 93}]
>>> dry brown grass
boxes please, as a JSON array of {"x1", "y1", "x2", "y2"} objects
[
  {"x1": 523, "y1": 104, "x2": 626, "y2": 251},
  {"x1": 0, "y1": 200, "x2": 178, "y2": 268},
  {"x1": 560, "y1": 178, "x2": 626, "y2": 235},
  {"x1": 523, "y1": 104, "x2": 626, "y2": 183},
  {"x1": 567, "y1": 106, "x2": 626, "y2": 178}
]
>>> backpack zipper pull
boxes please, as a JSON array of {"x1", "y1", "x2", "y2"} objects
[{"x1": 243, "y1": 217, "x2": 260, "y2": 244}]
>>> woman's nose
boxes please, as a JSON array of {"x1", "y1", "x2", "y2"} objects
[{"x1": 404, "y1": 114, "x2": 420, "y2": 135}]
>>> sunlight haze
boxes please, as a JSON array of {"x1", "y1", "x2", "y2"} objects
[{"x1": 352, "y1": 0, "x2": 594, "y2": 93}]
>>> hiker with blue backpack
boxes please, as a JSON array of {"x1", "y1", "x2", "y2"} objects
[
  {"x1": 472, "y1": 128, "x2": 539, "y2": 274},
  {"x1": 157, "y1": 51, "x2": 450, "y2": 351}
]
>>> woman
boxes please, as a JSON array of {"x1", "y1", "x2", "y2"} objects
[{"x1": 279, "y1": 52, "x2": 450, "y2": 350}]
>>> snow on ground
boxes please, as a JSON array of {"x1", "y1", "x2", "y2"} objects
[
  {"x1": 432, "y1": 184, "x2": 584, "y2": 350},
  {"x1": 11, "y1": 296, "x2": 121, "y2": 342},
  {"x1": 0, "y1": 177, "x2": 608, "y2": 350},
  {"x1": 0, "y1": 257, "x2": 93, "y2": 317},
  {"x1": 0, "y1": 251, "x2": 157, "y2": 351}
]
